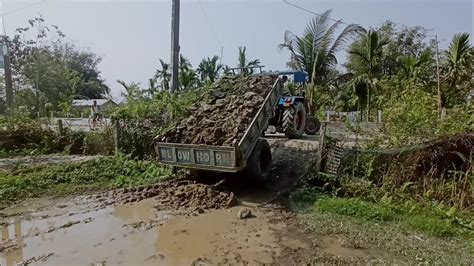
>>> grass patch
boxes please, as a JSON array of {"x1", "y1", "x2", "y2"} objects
[
  {"x1": 316, "y1": 197, "x2": 399, "y2": 222},
  {"x1": 0, "y1": 155, "x2": 173, "y2": 207},
  {"x1": 291, "y1": 189, "x2": 473, "y2": 238}
]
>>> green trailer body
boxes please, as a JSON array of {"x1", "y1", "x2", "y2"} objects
[{"x1": 154, "y1": 78, "x2": 282, "y2": 173}]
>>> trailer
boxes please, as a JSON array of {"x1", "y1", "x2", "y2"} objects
[{"x1": 155, "y1": 78, "x2": 282, "y2": 179}]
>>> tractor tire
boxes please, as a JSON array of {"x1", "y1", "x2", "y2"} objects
[
  {"x1": 246, "y1": 139, "x2": 272, "y2": 180},
  {"x1": 282, "y1": 102, "x2": 306, "y2": 139},
  {"x1": 305, "y1": 116, "x2": 321, "y2": 135}
]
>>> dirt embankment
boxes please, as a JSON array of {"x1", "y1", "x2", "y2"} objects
[{"x1": 159, "y1": 75, "x2": 276, "y2": 146}]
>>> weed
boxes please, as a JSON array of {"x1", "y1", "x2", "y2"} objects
[{"x1": 0, "y1": 155, "x2": 173, "y2": 207}]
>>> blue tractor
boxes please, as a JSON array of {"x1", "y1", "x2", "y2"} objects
[{"x1": 267, "y1": 70, "x2": 321, "y2": 139}]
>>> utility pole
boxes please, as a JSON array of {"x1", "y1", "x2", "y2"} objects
[
  {"x1": 0, "y1": 0, "x2": 13, "y2": 109},
  {"x1": 1, "y1": 39, "x2": 13, "y2": 109},
  {"x1": 170, "y1": 0, "x2": 180, "y2": 93},
  {"x1": 435, "y1": 35, "x2": 442, "y2": 117}
]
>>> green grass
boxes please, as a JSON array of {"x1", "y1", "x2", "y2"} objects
[
  {"x1": 291, "y1": 189, "x2": 473, "y2": 238},
  {"x1": 290, "y1": 189, "x2": 474, "y2": 264},
  {"x1": 0, "y1": 155, "x2": 173, "y2": 207}
]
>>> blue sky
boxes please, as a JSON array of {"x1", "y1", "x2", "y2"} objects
[{"x1": 2, "y1": 0, "x2": 473, "y2": 100}]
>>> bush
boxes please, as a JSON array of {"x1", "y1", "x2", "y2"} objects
[
  {"x1": 0, "y1": 155, "x2": 172, "y2": 206},
  {"x1": 112, "y1": 89, "x2": 202, "y2": 158}
]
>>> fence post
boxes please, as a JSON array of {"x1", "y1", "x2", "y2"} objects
[
  {"x1": 441, "y1": 107, "x2": 446, "y2": 120},
  {"x1": 114, "y1": 120, "x2": 120, "y2": 155},
  {"x1": 377, "y1": 110, "x2": 383, "y2": 124},
  {"x1": 57, "y1": 119, "x2": 64, "y2": 135}
]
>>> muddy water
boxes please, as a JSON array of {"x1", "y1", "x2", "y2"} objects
[{"x1": 0, "y1": 195, "x2": 307, "y2": 265}]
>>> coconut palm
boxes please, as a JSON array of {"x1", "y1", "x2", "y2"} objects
[
  {"x1": 237, "y1": 46, "x2": 261, "y2": 75},
  {"x1": 349, "y1": 30, "x2": 389, "y2": 121},
  {"x1": 444, "y1": 33, "x2": 471, "y2": 89},
  {"x1": 197, "y1": 56, "x2": 222, "y2": 83},
  {"x1": 154, "y1": 59, "x2": 171, "y2": 91},
  {"x1": 117, "y1": 80, "x2": 142, "y2": 101},
  {"x1": 278, "y1": 10, "x2": 363, "y2": 85},
  {"x1": 397, "y1": 49, "x2": 433, "y2": 82},
  {"x1": 178, "y1": 54, "x2": 198, "y2": 90}
]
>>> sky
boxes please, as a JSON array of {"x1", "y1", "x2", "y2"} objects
[{"x1": 1, "y1": 0, "x2": 473, "y2": 101}]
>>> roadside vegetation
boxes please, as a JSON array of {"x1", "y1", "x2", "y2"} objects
[{"x1": 0, "y1": 156, "x2": 172, "y2": 208}]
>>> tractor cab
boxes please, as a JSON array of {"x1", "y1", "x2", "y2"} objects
[{"x1": 266, "y1": 70, "x2": 321, "y2": 138}]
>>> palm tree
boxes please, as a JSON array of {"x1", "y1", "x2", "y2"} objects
[
  {"x1": 349, "y1": 30, "x2": 389, "y2": 121},
  {"x1": 443, "y1": 33, "x2": 472, "y2": 107},
  {"x1": 237, "y1": 46, "x2": 260, "y2": 75},
  {"x1": 197, "y1": 56, "x2": 222, "y2": 83},
  {"x1": 154, "y1": 59, "x2": 171, "y2": 91},
  {"x1": 178, "y1": 54, "x2": 198, "y2": 90},
  {"x1": 278, "y1": 10, "x2": 363, "y2": 85},
  {"x1": 117, "y1": 80, "x2": 142, "y2": 101},
  {"x1": 397, "y1": 49, "x2": 433, "y2": 82}
]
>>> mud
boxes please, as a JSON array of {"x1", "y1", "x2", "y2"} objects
[
  {"x1": 0, "y1": 193, "x2": 311, "y2": 265},
  {"x1": 160, "y1": 75, "x2": 276, "y2": 146},
  {"x1": 92, "y1": 179, "x2": 237, "y2": 214}
]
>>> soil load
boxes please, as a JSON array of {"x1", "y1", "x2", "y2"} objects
[{"x1": 159, "y1": 75, "x2": 276, "y2": 146}]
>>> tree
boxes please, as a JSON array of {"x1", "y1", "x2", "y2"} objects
[
  {"x1": 154, "y1": 59, "x2": 171, "y2": 91},
  {"x1": 348, "y1": 30, "x2": 389, "y2": 120},
  {"x1": 237, "y1": 46, "x2": 260, "y2": 75},
  {"x1": 197, "y1": 56, "x2": 222, "y2": 83},
  {"x1": 278, "y1": 10, "x2": 363, "y2": 85},
  {"x1": 117, "y1": 80, "x2": 142, "y2": 101},
  {"x1": 178, "y1": 54, "x2": 198, "y2": 90},
  {"x1": 442, "y1": 33, "x2": 472, "y2": 107},
  {"x1": 397, "y1": 49, "x2": 434, "y2": 83},
  {"x1": 6, "y1": 17, "x2": 109, "y2": 113}
]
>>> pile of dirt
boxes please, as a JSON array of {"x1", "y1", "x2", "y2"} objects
[
  {"x1": 95, "y1": 179, "x2": 237, "y2": 211},
  {"x1": 159, "y1": 75, "x2": 276, "y2": 146}
]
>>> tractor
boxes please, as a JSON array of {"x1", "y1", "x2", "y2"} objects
[{"x1": 267, "y1": 70, "x2": 321, "y2": 139}]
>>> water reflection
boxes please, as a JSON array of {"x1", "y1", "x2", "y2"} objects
[{"x1": 1, "y1": 217, "x2": 24, "y2": 266}]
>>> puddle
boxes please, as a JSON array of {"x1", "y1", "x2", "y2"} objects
[{"x1": 0, "y1": 196, "x2": 303, "y2": 265}]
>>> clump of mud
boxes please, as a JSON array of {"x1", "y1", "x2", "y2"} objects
[
  {"x1": 95, "y1": 179, "x2": 237, "y2": 211},
  {"x1": 159, "y1": 75, "x2": 276, "y2": 146}
]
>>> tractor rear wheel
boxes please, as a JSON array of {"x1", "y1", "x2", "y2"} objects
[
  {"x1": 304, "y1": 116, "x2": 320, "y2": 135},
  {"x1": 282, "y1": 102, "x2": 306, "y2": 139},
  {"x1": 246, "y1": 139, "x2": 272, "y2": 180}
]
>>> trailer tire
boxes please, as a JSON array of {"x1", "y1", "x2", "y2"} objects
[
  {"x1": 283, "y1": 102, "x2": 306, "y2": 139},
  {"x1": 304, "y1": 116, "x2": 320, "y2": 135},
  {"x1": 246, "y1": 139, "x2": 272, "y2": 180}
]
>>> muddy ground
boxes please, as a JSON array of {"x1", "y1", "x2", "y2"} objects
[{"x1": 1, "y1": 136, "x2": 470, "y2": 265}]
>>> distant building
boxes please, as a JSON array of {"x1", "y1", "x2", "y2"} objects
[{"x1": 72, "y1": 99, "x2": 117, "y2": 115}]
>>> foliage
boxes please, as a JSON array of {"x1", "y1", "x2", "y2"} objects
[
  {"x1": 442, "y1": 33, "x2": 472, "y2": 107},
  {"x1": 383, "y1": 89, "x2": 438, "y2": 144},
  {"x1": 278, "y1": 10, "x2": 363, "y2": 85},
  {"x1": 0, "y1": 156, "x2": 172, "y2": 207},
  {"x1": 197, "y1": 56, "x2": 222, "y2": 84},
  {"x1": 112, "y1": 88, "x2": 202, "y2": 158},
  {"x1": 6, "y1": 17, "x2": 109, "y2": 114},
  {"x1": 312, "y1": 195, "x2": 472, "y2": 237},
  {"x1": 237, "y1": 46, "x2": 261, "y2": 75},
  {"x1": 348, "y1": 30, "x2": 389, "y2": 116},
  {"x1": 0, "y1": 110, "x2": 114, "y2": 157}
]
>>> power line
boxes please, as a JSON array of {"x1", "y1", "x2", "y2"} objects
[
  {"x1": 282, "y1": 0, "x2": 351, "y2": 26},
  {"x1": 4, "y1": 1, "x2": 44, "y2": 16},
  {"x1": 197, "y1": 0, "x2": 223, "y2": 53}
]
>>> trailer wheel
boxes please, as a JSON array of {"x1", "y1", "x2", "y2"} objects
[
  {"x1": 304, "y1": 116, "x2": 320, "y2": 135},
  {"x1": 246, "y1": 139, "x2": 272, "y2": 180},
  {"x1": 283, "y1": 102, "x2": 306, "y2": 139}
]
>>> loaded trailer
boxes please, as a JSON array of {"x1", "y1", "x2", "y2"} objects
[{"x1": 155, "y1": 78, "x2": 282, "y2": 179}]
